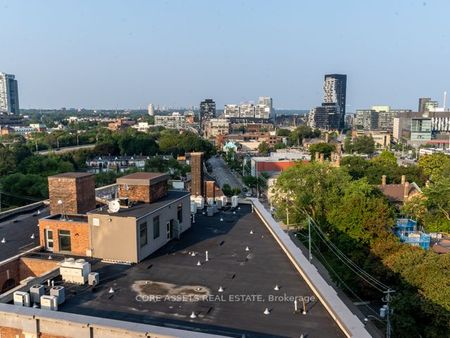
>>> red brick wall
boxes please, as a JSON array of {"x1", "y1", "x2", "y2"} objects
[
  {"x1": 0, "y1": 259, "x2": 20, "y2": 293},
  {"x1": 75, "y1": 176, "x2": 96, "y2": 213},
  {"x1": 119, "y1": 184, "x2": 150, "y2": 203},
  {"x1": 0, "y1": 327, "x2": 25, "y2": 338},
  {"x1": 19, "y1": 257, "x2": 58, "y2": 278},
  {"x1": 0, "y1": 327, "x2": 68, "y2": 338},
  {"x1": 119, "y1": 181, "x2": 167, "y2": 203},
  {"x1": 48, "y1": 175, "x2": 95, "y2": 215},
  {"x1": 39, "y1": 218, "x2": 89, "y2": 256},
  {"x1": 149, "y1": 180, "x2": 167, "y2": 202},
  {"x1": 205, "y1": 180, "x2": 216, "y2": 199},
  {"x1": 190, "y1": 153, "x2": 204, "y2": 196},
  {"x1": 0, "y1": 257, "x2": 59, "y2": 293}
]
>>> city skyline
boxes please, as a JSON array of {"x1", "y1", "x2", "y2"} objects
[{"x1": 1, "y1": 0, "x2": 449, "y2": 110}]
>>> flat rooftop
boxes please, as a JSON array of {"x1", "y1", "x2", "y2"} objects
[
  {"x1": 45, "y1": 214, "x2": 89, "y2": 223},
  {"x1": 49, "y1": 172, "x2": 93, "y2": 179},
  {"x1": 91, "y1": 190, "x2": 189, "y2": 219},
  {"x1": 116, "y1": 172, "x2": 169, "y2": 185},
  {"x1": 0, "y1": 206, "x2": 47, "y2": 261},
  {"x1": 57, "y1": 204, "x2": 344, "y2": 337}
]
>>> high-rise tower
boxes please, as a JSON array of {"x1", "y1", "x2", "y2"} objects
[
  {"x1": 323, "y1": 74, "x2": 346, "y2": 130},
  {"x1": 0, "y1": 72, "x2": 20, "y2": 114}
]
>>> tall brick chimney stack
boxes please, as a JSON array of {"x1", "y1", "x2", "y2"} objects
[
  {"x1": 404, "y1": 181, "x2": 410, "y2": 200},
  {"x1": 48, "y1": 173, "x2": 96, "y2": 215},
  {"x1": 190, "y1": 152, "x2": 204, "y2": 197},
  {"x1": 401, "y1": 175, "x2": 406, "y2": 185}
]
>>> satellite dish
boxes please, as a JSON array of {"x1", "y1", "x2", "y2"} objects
[{"x1": 108, "y1": 199, "x2": 121, "y2": 213}]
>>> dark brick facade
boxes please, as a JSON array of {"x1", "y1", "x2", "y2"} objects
[
  {"x1": 190, "y1": 152, "x2": 204, "y2": 196},
  {"x1": 48, "y1": 173, "x2": 96, "y2": 215}
]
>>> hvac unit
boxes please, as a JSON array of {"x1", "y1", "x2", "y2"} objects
[
  {"x1": 221, "y1": 195, "x2": 228, "y2": 206},
  {"x1": 206, "y1": 207, "x2": 214, "y2": 217},
  {"x1": 60, "y1": 258, "x2": 91, "y2": 284},
  {"x1": 216, "y1": 199, "x2": 223, "y2": 209},
  {"x1": 231, "y1": 195, "x2": 239, "y2": 208},
  {"x1": 88, "y1": 272, "x2": 100, "y2": 286},
  {"x1": 13, "y1": 291, "x2": 30, "y2": 307},
  {"x1": 30, "y1": 284, "x2": 45, "y2": 304},
  {"x1": 190, "y1": 201, "x2": 197, "y2": 214},
  {"x1": 193, "y1": 196, "x2": 204, "y2": 209},
  {"x1": 50, "y1": 285, "x2": 65, "y2": 305},
  {"x1": 40, "y1": 295, "x2": 58, "y2": 311}
]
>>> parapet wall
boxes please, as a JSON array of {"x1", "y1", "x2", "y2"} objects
[
  {"x1": 249, "y1": 198, "x2": 371, "y2": 338},
  {"x1": 0, "y1": 303, "x2": 227, "y2": 338}
]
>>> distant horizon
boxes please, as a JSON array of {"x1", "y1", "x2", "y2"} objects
[{"x1": 1, "y1": 0, "x2": 449, "y2": 110}]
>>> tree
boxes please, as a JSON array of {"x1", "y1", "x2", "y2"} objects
[
  {"x1": 0, "y1": 173, "x2": 48, "y2": 199},
  {"x1": 418, "y1": 153, "x2": 450, "y2": 181},
  {"x1": 258, "y1": 141, "x2": 271, "y2": 155},
  {"x1": 93, "y1": 141, "x2": 120, "y2": 156},
  {"x1": 327, "y1": 179, "x2": 394, "y2": 243},
  {"x1": 289, "y1": 125, "x2": 320, "y2": 146},
  {"x1": 276, "y1": 128, "x2": 291, "y2": 137},
  {"x1": 352, "y1": 135, "x2": 375, "y2": 154},
  {"x1": 222, "y1": 183, "x2": 233, "y2": 197},
  {"x1": 309, "y1": 143, "x2": 335, "y2": 160},
  {"x1": 340, "y1": 156, "x2": 371, "y2": 180},
  {"x1": 0, "y1": 145, "x2": 16, "y2": 175},
  {"x1": 371, "y1": 150, "x2": 397, "y2": 167},
  {"x1": 273, "y1": 162, "x2": 350, "y2": 224}
]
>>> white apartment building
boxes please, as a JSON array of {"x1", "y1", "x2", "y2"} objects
[
  {"x1": 154, "y1": 112, "x2": 186, "y2": 129},
  {"x1": 255, "y1": 104, "x2": 270, "y2": 119},
  {"x1": 224, "y1": 104, "x2": 240, "y2": 118},
  {"x1": 239, "y1": 103, "x2": 255, "y2": 118},
  {"x1": 205, "y1": 118, "x2": 230, "y2": 138}
]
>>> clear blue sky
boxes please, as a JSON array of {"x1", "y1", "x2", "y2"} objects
[{"x1": 1, "y1": 0, "x2": 449, "y2": 111}]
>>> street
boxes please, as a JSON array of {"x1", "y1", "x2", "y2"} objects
[
  {"x1": 207, "y1": 156, "x2": 244, "y2": 190},
  {"x1": 38, "y1": 144, "x2": 96, "y2": 155}
]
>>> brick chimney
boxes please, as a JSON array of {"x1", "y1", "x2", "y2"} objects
[
  {"x1": 48, "y1": 172, "x2": 96, "y2": 215},
  {"x1": 381, "y1": 175, "x2": 387, "y2": 186},
  {"x1": 335, "y1": 156, "x2": 341, "y2": 167},
  {"x1": 190, "y1": 152, "x2": 204, "y2": 197},
  {"x1": 404, "y1": 181, "x2": 410, "y2": 200},
  {"x1": 401, "y1": 175, "x2": 406, "y2": 185},
  {"x1": 117, "y1": 172, "x2": 169, "y2": 204}
]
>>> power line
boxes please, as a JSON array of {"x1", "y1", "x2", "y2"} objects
[
  {"x1": 308, "y1": 218, "x2": 390, "y2": 292},
  {"x1": 310, "y1": 240, "x2": 381, "y2": 317},
  {"x1": 308, "y1": 216, "x2": 391, "y2": 290}
]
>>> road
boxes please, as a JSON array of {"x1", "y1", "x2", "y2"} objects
[
  {"x1": 38, "y1": 144, "x2": 95, "y2": 155},
  {"x1": 207, "y1": 156, "x2": 244, "y2": 190}
]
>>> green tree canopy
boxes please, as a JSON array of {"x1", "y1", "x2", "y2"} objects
[{"x1": 309, "y1": 143, "x2": 335, "y2": 160}]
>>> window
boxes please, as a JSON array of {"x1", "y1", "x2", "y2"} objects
[
  {"x1": 177, "y1": 204, "x2": 183, "y2": 223},
  {"x1": 58, "y1": 230, "x2": 71, "y2": 252},
  {"x1": 153, "y1": 216, "x2": 160, "y2": 239},
  {"x1": 140, "y1": 222, "x2": 148, "y2": 247}
]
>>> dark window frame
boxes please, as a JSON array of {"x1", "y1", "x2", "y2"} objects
[
  {"x1": 140, "y1": 222, "x2": 148, "y2": 248},
  {"x1": 153, "y1": 216, "x2": 160, "y2": 239}
]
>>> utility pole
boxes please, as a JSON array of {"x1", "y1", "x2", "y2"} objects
[
  {"x1": 383, "y1": 289, "x2": 395, "y2": 338},
  {"x1": 308, "y1": 216, "x2": 312, "y2": 262}
]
